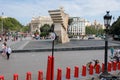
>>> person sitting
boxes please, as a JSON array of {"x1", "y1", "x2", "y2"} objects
[{"x1": 113, "y1": 52, "x2": 119, "y2": 62}]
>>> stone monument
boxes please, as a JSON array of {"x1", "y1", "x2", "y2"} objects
[{"x1": 48, "y1": 7, "x2": 70, "y2": 43}]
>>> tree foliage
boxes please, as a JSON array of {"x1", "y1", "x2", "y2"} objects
[
  {"x1": 110, "y1": 16, "x2": 120, "y2": 35},
  {"x1": 86, "y1": 26, "x2": 104, "y2": 35},
  {"x1": 21, "y1": 26, "x2": 30, "y2": 32},
  {"x1": 49, "y1": 24, "x2": 54, "y2": 32},
  {"x1": 40, "y1": 24, "x2": 51, "y2": 37},
  {"x1": 40, "y1": 24, "x2": 51, "y2": 32},
  {"x1": 68, "y1": 18, "x2": 73, "y2": 25},
  {"x1": 0, "y1": 17, "x2": 23, "y2": 32},
  {"x1": 86, "y1": 26, "x2": 96, "y2": 35}
]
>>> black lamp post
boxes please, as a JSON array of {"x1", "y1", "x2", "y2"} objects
[{"x1": 100, "y1": 11, "x2": 112, "y2": 79}]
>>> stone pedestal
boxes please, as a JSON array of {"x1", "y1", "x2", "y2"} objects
[{"x1": 54, "y1": 23, "x2": 69, "y2": 43}]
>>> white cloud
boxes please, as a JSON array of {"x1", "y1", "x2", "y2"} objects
[
  {"x1": 62, "y1": 0, "x2": 120, "y2": 16},
  {"x1": 0, "y1": 0, "x2": 120, "y2": 25}
]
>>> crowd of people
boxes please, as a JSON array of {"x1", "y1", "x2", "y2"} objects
[{"x1": 0, "y1": 32, "x2": 31, "y2": 60}]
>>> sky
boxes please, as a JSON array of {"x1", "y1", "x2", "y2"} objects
[{"x1": 0, "y1": 0, "x2": 120, "y2": 25}]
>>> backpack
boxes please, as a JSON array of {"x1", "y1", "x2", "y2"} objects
[{"x1": 7, "y1": 47, "x2": 12, "y2": 54}]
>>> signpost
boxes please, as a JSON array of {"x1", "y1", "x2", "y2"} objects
[{"x1": 50, "y1": 32, "x2": 56, "y2": 80}]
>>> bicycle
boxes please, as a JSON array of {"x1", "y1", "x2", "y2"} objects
[{"x1": 86, "y1": 59, "x2": 100, "y2": 70}]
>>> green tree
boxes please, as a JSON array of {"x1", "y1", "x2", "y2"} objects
[
  {"x1": 49, "y1": 24, "x2": 54, "y2": 32},
  {"x1": 68, "y1": 18, "x2": 73, "y2": 25},
  {"x1": 21, "y1": 26, "x2": 30, "y2": 32},
  {"x1": 40, "y1": 24, "x2": 51, "y2": 32},
  {"x1": 86, "y1": 26, "x2": 104, "y2": 35},
  {"x1": 40, "y1": 32, "x2": 47, "y2": 37},
  {"x1": 0, "y1": 17, "x2": 23, "y2": 32},
  {"x1": 110, "y1": 16, "x2": 120, "y2": 35},
  {"x1": 40, "y1": 24, "x2": 51, "y2": 37},
  {"x1": 97, "y1": 28, "x2": 104, "y2": 35},
  {"x1": 86, "y1": 26, "x2": 96, "y2": 35}
]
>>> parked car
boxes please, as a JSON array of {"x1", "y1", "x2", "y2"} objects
[
  {"x1": 88, "y1": 36, "x2": 95, "y2": 39},
  {"x1": 113, "y1": 35, "x2": 120, "y2": 40}
]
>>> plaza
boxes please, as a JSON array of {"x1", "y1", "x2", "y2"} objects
[
  {"x1": 0, "y1": 38, "x2": 120, "y2": 79},
  {"x1": 0, "y1": 0, "x2": 120, "y2": 79},
  {"x1": 0, "y1": 50, "x2": 108, "y2": 80}
]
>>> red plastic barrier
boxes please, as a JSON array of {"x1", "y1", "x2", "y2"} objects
[
  {"x1": 0, "y1": 75, "x2": 4, "y2": 80},
  {"x1": 38, "y1": 70, "x2": 43, "y2": 80},
  {"x1": 51, "y1": 56, "x2": 54, "y2": 80},
  {"x1": 46, "y1": 56, "x2": 54, "y2": 80},
  {"x1": 108, "y1": 62, "x2": 112, "y2": 72},
  {"x1": 26, "y1": 72, "x2": 32, "y2": 80},
  {"x1": 74, "y1": 66, "x2": 79, "y2": 78},
  {"x1": 113, "y1": 61, "x2": 117, "y2": 71},
  {"x1": 82, "y1": 65, "x2": 86, "y2": 76},
  {"x1": 102, "y1": 63, "x2": 104, "y2": 72},
  {"x1": 118, "y1": 62, "x2": 120, "y2": 70},
  {"x1": 57, "y1": 68, "x2": 62, "y2": 80},
  {"x1": 13, "y1": 73, "x2": 18, "y2": 80},
  {"x1": 95, "y1": 64, "x2": 100, "y2": 74},
  {"x1": 89, "y1": 64, "x2": 94, "y2": 75},
  {"x1": 66, "y1": 67, "x2": 71, "y2": 79},
  {"x1": 46, "y1": 56, "x2": 52, "y2": 80}
]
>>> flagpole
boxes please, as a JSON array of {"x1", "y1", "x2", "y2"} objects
[{"x1": 1, "y1": 12, "x2": 4, "y2": 33}]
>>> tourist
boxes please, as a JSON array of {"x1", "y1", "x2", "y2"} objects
[
  {"x1": 110, "y1": 46, "x2": 114, "y2": 57},
  {"x1": 6, "y1": 46, "x2": 12, "y2": 60},
  {"x1": 2, "y1": 42, "x2": 7, "y2": 56}
]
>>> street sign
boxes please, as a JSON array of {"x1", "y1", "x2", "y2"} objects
[{"x1": 50, "y1": 32, "x2": 56, "y2": 40}]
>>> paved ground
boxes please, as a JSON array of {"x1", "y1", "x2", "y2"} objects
[
  {"x1": 0, "y1": 37, "x2": 120, "y2": 80},
  {"x1": 0, "y1": 50, "x2": 107, "y2": 80},
  {"x1": 1, "y1": 50, "x2": 119, "y2": 80},
  {"x1": 0, "y1": 37, "x2": 119, "y2": 51}
]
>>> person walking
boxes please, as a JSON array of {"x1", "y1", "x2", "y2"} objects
[
  {"x1": 110, "y1": 46, "x2": 114, "y2": 57},
  {"x1": 6, "y1": 46, "x2": 12, "y2": 60},
  {"x1": 2, "y1": 42, "x2": 7, "y2": 56},
  {"x1": 1, "y1": 42, "x2": 12, "y2": 60}
]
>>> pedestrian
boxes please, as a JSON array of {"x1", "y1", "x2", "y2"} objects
[
  {"x1": 110, "y1": 46, "x2": 114, "y2": 57},
  {"x1": 0, "y1": 36, "x2": 2, "y2": 42},
  {"x1": 115, "y1": 48, "x2": 120, "y2": 55},
  {"x1": 6, "y1": 46, "x2": 12, "y2": 60},
  {"x1": 2, "y1": 42, "x2": 7, "y2": 56}
]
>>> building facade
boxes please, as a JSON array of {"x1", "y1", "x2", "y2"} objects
[
  {"x1": 92, "y1": 20, "x2": 105, "y2": 29},
  {"x1": 29, "y1": 16, "x2": 53, "y2": 33},
  {"x1": 68, "y1": 17, "x2": 89, "y2": 37}
]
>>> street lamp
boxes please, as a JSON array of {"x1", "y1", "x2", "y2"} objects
[{"x1": 100, "y1": 11, "x2": 112, "y2": 79}]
